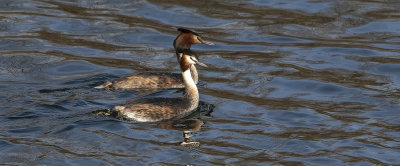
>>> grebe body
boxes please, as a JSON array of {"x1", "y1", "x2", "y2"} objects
[
  {"x1": 114, "y1": 50, "x2": 203, "y2": 122},
  {"x1": 95, "y1": 28, "x2": 213, "y2": 90}
]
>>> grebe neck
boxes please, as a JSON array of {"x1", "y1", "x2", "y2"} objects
[
  {"x1": 190, "y1": 65, "x2": 198, "y2": 84},
  {"x1": 182, "y1": 65, "x2": 199, "y2": 110}
]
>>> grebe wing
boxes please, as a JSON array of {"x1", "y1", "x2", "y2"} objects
[
  {"x1": 115, "y1": 97, "x2": 188, "y2": 122},
  {"x1": 103, "y1": 72, "x2": 184, "y2": 89}
]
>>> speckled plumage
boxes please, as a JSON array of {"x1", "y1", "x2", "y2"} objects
[
  {"x1": 98, "y1": 72, "x2": 184, "y2": 90},
  {"x1": 115, "y1": 97, "x2": 198, "y2": 122}
]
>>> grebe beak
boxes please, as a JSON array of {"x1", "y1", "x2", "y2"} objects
[
  {"x1": 196, "y1": 61, "x2": 208, "y2": 67},
  {"x1": 197, "y1": 37, "x2": 214, "y2": 45},
  {"x1": 191, "y1": 57, "x2": 208, "y2": 67}
]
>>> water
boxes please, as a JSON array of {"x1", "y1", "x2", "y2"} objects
[{"x1": 1, "y1": 0, "x2": 400, "y2": 165}]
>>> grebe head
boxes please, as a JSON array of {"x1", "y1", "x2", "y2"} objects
[
  {"x1": 179, "y1": 50, "x2": 207, "y2": 70},
  {"x1": 174, "y1": 28, "x2": 214, "y2": 52}
]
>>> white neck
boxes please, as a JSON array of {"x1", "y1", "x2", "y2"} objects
[
  {"x1": 182, "y1": 65, "x2": 199, "y2": 109},
  {"x1": 190, "y1": 65, "x2": 198, "y2": 84}
]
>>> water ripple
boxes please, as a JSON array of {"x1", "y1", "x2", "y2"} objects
[{"x1": 1, "y1": 0, "x2": 400, "y2": 165}]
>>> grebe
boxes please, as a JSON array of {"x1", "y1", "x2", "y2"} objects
[
  {"x1": 114, "y1": 50, "x2": 204, "y2": 122},
  {"x1": 95, "y1": 28, "x2": 213, "y2": 90}
]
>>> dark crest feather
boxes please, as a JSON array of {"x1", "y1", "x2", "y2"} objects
[{"x1": 177, "y1": 28, "x2": 199, "y2": 36}]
